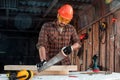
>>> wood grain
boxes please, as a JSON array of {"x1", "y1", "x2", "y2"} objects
[
  {"x1": 4, "y1": 65, "x2": 77, "y2": 75},
  {"x1": 4, "y1": 65, "x2": 77, "y2": 71}
]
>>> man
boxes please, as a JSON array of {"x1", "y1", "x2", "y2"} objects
[{"x1": 36, "y1": 4, "x2": 81, "y2": 66}]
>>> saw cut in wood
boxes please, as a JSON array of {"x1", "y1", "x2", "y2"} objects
[{"x1": 4, "y1": 65, "x2": 77, "y2": 75}]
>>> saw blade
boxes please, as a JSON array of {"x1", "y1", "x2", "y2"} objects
[{"x1": 38, "y1": 50, "x2": 67, "y2": 72}]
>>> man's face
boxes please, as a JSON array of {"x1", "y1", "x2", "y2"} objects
[{"x1": 58, "y1": 14, "x2": 71, "y2": 27}]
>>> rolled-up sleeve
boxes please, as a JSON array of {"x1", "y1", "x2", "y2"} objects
[
  {"x1": 71, "y1": 27, "x2": 80, "y2": 45},
  {"x1": 36, "y1": 23, "x2": 48, "y2": 49}
]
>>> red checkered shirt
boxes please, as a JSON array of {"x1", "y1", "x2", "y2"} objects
[{"x1": 37, "y1": 21, "x2": 80, "y2": 65}]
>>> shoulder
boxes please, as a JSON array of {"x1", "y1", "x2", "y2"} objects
[
  {"x1": 66, "y1": 24, "x2": 75, "y2": 30},
  {"x1": 41, "y1": 22, "x2": 55, "y2": 30},
  {"x1": 42, "y1": 22, "x2": 54, "y2": 27},
  {"x1": 66, "y1": 24, "x2": 74, "y2": 27},
  {"x1": 65, "y1": 24, "x2": 77, "y2": 34}
]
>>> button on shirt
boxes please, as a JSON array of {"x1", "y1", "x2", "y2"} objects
[{"x1": 36, "y1": 21, "x2": 80, "y2": 65}]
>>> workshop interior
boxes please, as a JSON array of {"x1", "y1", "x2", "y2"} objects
[{"x1": 0, "y1": 0, "x2": 120, "y2": 79}]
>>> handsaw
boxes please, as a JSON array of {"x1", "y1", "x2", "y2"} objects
[{"x1": 37, "y1": 50, "x2": 67, "y2": 72}]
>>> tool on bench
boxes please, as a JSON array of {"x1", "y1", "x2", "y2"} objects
[
  {"x1": 92, "y1": 54, "x2": 100, "y2": 72},
  {"x1": 7, "y1": 70, "x2": 33, "y2": 80}
]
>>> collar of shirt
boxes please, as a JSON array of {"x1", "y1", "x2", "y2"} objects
[{"x1": 53, "y1": 20, "x2": 69, "y2": 32}]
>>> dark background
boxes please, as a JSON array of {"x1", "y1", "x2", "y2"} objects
[{"x1": 0, "y1": 0, "x2": 93, "y2": 72}]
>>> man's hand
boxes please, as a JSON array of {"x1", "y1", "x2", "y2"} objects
[
  {"x1": 36, "y1": 60, "x2": 47, "y2": 71},
  {"x1": 62, "y1": 46, "x2": 73, "y2": 55}
]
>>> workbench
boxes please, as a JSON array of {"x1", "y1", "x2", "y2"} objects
[{"x1": 0, "y1": 71, "x2": 120, "y2": 80}]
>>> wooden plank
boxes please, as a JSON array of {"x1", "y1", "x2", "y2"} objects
[
  {"x1": 81, "y1": 30, "x2": 87, "y2": 71},
  {"x1": 99, "y1": 19, "x2": 106, "y2": 71},
  {"x1": 93, "y1": 23, "x2": 99, "y2": 56},
  {"x1": 4, "y1": 65, "x2": 77, "y2": 71},
  {"x1": 86, "y1": 27, "x2": 93, "y2": 70},
  {"x1": 106, "y1": 16, "x2": 110, "y2": 71},
  {"x1": 4, "y1": 65, "x2": 77, "y2": 75},
  {"x1": 106, "y1": 15, "x2": 115, "y2": 71},
  {"x1": 115, "y1": 10, "x2": 120, "y2": 72}
]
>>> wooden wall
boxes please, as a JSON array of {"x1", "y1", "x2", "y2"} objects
[{"x1": 73, "y1": 0, "x2": 120, "y2": 72}]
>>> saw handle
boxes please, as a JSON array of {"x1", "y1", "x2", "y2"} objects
[
  {"x1": 36, "y1": 60, "x2": 47, "y2": 71},
  {"x1": 62, "y1": 46, "x2": 73, "y2": 55}
]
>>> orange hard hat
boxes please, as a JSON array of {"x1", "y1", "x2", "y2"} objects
[{"x1": 58, "y1": 4, "x2": 73, "y2": 20}]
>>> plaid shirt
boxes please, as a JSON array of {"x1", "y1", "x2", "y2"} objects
[{"x1": 37, "y1": 21, "x2": 80, "y2": 65}]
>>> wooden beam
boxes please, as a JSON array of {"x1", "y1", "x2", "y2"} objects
[
  {"x1": 4, "y1": 65, "x2": 77, "y2": 75},
  {"x1": 4, "y1": 65, "x2": 77, "y2": 71},
  {"x1": 43, "y1": 0, "x2": 58, "y2": 17},
  {"x1": 78, "y1": 1, "x2": 120, "y2": 32}
]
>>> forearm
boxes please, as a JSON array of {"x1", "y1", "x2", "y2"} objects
[
  {"x1": 71, "y1": 43, "x2": 81, "y2": 51},
  {"x1": 38, "y1": 46, "x2": 46, "y2": 61}
]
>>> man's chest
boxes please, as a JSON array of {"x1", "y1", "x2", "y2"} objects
[{"x1": 47, "y1": 29, "x2": 71, "y2": 43}]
